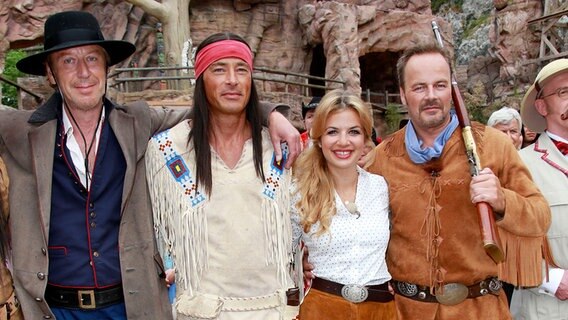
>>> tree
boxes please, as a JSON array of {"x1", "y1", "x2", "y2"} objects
[
  {"x1": 126, "y1": 0, "x2": 192, "y2": 69},
  {"x1": 385, "y1": 104, "x2": 404, "y2": 135},
  {"x1": 1, "y1": 49, "x2": 26, "y2": 108}
]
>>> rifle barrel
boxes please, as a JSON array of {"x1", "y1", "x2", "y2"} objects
[{"x1": 431, "y1": 20, "x2": 504, "y2": 263}]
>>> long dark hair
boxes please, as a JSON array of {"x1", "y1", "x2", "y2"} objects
[{"x1": 189, "y1": 32, "x2": 265, "y2": 196}]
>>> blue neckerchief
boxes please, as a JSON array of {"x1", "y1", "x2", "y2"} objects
[{"x1": 405, "y1": 112, "x2": 459, "y2": 164}]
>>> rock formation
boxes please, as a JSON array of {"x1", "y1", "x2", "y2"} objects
[
  {"x1": 0, "y1": 0, "x2": 553, "y2": 133},
  {"x1": 488, "y1": 0, "x2": 542, "y2": 101}
]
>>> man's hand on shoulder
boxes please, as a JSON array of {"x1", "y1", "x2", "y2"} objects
[{"x1": 268, "y1": 111, "x2": 300, "y2": 169}]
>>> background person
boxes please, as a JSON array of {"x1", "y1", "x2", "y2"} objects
[
  {"x1": 521, "y1": 125, "x2": 540, "y2": 149},
  {"x1": 300, "y1": 97, "x2": 321, "y2": 149},
  {"x1": 0, "y1": 11, "x2": 299, "y2": 319},
  {"x1": 511, "y1": 58, "x2": 568, "y2": 320},
  {"x1": 292, "y1": 89, "x2": 395, "y2": 320},
  {"x1": 146, "y1": 32, "x2": 298, "y2": 319},
  {"x1": 487, "y1": 106, "x2": 523, "y2": 150}
]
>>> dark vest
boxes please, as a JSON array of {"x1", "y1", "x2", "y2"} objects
[{"x1": 48, "y1": 113, "x2": 126, "y2": 288}]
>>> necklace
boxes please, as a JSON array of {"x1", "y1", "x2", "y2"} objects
[
  {"x1": 64, "y1": 103, "x2": 103, "y2": 191},
  {"x1": 344, "y1": 201, "x2": 360, "y2": 219}
]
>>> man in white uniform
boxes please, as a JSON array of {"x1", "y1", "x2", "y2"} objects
[{"x1": 512, "y1": 59, "x2": 568, "y2": 319}]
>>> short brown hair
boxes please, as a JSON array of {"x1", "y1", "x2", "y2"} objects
[{"x1": 396, "y1": 42, "x2": 452, "y2": 89}]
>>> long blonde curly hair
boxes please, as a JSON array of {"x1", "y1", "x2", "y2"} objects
[{"x1": 293, "y1": 89, "x2": 373, "y2": 235}]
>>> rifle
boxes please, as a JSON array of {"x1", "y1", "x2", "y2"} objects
[{"x1": 431, "y1": 21, "x2": 504, "y2": 263}]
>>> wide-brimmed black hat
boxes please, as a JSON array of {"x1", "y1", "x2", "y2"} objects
[
  {"x1": 301, "y1": 96, "x2": 321, "y2": 119},
  {"x1": 16, "y1": 11, "x2": 136, "y2": 76}
]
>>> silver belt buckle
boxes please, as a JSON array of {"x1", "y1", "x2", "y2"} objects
[
  {"x1": 435, "y1": 283, "x2": 469, "y2": 306},
  {"x1": 341, "y1": 284, "x2": 368, "y2": 303}
]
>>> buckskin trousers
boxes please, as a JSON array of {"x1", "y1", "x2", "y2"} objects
[
  {"x1": 394, "y1": 290, "x2": 511, "y2": 320},
  {"x1": 299, "y1": 288, "x2": 397, "y2": 320}
]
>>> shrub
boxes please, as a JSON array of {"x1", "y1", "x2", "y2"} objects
[{"x1": 1, "y1": 50, "x2": 26, "y2": 108}]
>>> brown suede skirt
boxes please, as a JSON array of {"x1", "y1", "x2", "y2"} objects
[{"x1": 299, "y1": 288, "x2": 397, "y2": 320}]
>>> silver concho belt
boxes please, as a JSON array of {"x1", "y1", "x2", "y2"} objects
[
  {"x1": 394, "y1": 277, "x2": 502, "y2": 306},
  {"x1": 341, "y1": 284, "x2": 369, "y2": 303}
]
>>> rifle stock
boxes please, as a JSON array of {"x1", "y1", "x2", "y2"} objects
[{"x1": 432, "y1": 21, "x2": 504, "y2": 263}]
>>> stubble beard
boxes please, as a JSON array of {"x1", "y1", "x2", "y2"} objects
[{"x1": 417, "y1": 98, "x2": 449, "y2": 129}]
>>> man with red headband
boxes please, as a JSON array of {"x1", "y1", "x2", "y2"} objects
[
  {"x1": 146, "y1": 32, "x2": 299, "y2": 319},
  {"x1": 0, "y1": 11, "x2": 299, "y2": 320}
]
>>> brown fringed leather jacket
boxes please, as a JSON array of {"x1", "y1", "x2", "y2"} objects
[
  {"x1": 0, "y1": 157, "x2": 22, "y2": 320},
  {"x1": 368, "y1": 123, "x2": 552, "y2": 320}
]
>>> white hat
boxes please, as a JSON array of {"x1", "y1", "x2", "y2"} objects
[{"x1": 521, "y1": 58, "x2": 568, "y2": 132}]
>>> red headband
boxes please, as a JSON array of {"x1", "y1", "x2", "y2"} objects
[{"x1": 194, "y1": 40, "x2": 253, "y2": 79}]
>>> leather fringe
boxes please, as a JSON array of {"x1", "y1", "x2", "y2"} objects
[
  {"x1": 146, "y1": 131, "x2": 208, "y2": 295},
  {"x1": 497, "y1": 227, "x2": 556, "y2": 287}
]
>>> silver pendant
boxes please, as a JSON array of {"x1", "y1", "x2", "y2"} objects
[{"x1": 344, "y1": 201, "x2": 360, "y2": 218}]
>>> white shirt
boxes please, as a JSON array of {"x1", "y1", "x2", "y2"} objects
[
  {"x1": 62, "y1": 106, "x2": 105, "y2": 189},
  {"x1": 291, "y1": 167, "x2": 391, "y2": 286},
  {"x1": 547, "y1": 131, "x2": 568, "y2": 144}
]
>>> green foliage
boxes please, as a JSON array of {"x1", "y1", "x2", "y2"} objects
[
  {"x1": 432, "y1": 0, "x2": 464, "y2": 14},
  {"x1": 463, "y1": 13, "x2": 490, "y2": 39},
  {"x1": 1, "y1": 50, "x2": 26, "y2": 108},
  {"x1": 385, "y1": 104, "x2": 403, "y2": 135},
  {"x1": 431, "y1": 0, "x2": 446, "y2": 13},
  {"x1": 467, "y1": 103, "x2": 488, "y2": 124},
  {"x1": 464, "y1": 81, "x2": 489, "y2": 123}
]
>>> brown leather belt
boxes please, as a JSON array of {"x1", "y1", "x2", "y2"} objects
[
  {"x1": 312, "y1": 277, "x2": 393, "y2": 303},
  {"x1": 45, "y1": 284, "x2": 124, "y2": 310},
  {"x1": 392, "y1": 277, "x2": 502, "y2": 306}
]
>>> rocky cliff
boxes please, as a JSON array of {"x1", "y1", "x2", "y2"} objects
[
  {"x1": 0, "y1": 0, "x2": 551, "y2": 131},
  {"x1": 438, "y1": 0, "x2": 542, "y2": 115}
]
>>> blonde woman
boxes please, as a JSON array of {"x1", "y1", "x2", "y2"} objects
[{"x1": 291, "y1": 89, "x2": 395, "y2": 319}]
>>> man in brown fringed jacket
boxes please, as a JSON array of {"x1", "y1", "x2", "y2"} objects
[
  {"x1": 367, "y1": 42, "x2": 552, "y2": 319},
  {"x1": 0, "y1": 157, "x2": 23, "y2": 320}
]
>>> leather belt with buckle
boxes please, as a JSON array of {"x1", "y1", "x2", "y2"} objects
[
  {"x1": 312, "y1": 277, "x2": 393, "y2": 303},
  {"x1": 392, "y1": 277, "x2": 502, "y2": 306},
  {"x1": 45, "y1": 284, "x2": 124, "y2": 309}
]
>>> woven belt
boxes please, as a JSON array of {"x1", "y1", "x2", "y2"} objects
[
  {"x1": 392, "y1": 277, "x2": 502, "y2": 306},
  {"x1": 45, "y1": 284, "x2": 124, "y2": 309},
  {"x1": 312, "y1": 277, "x2": 393, "y2": 303},
  {"x1": 0, "y1": 288, "x2": 20, "y2": 320},
  {"x1": 221, "y1": 292, "x2": 282, "y2": 311}
]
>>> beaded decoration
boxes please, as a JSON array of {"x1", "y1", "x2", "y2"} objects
[
  {"x1": 262, "y1": 143, "x2": 289, "y2": 200},
  {"x1": 151, "y1": 130, "x2": 206, "y2": 207}
]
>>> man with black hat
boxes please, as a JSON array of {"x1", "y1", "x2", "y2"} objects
[
  {"x1": 300, "y1": 96, "x2": 321, "y2": 149},
  {"x1": 0, "y1": 10, "x2": 299, "y2": 319},
  {"x1": 511, "y1": 59, "x2": 568, "y2": 319}
]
